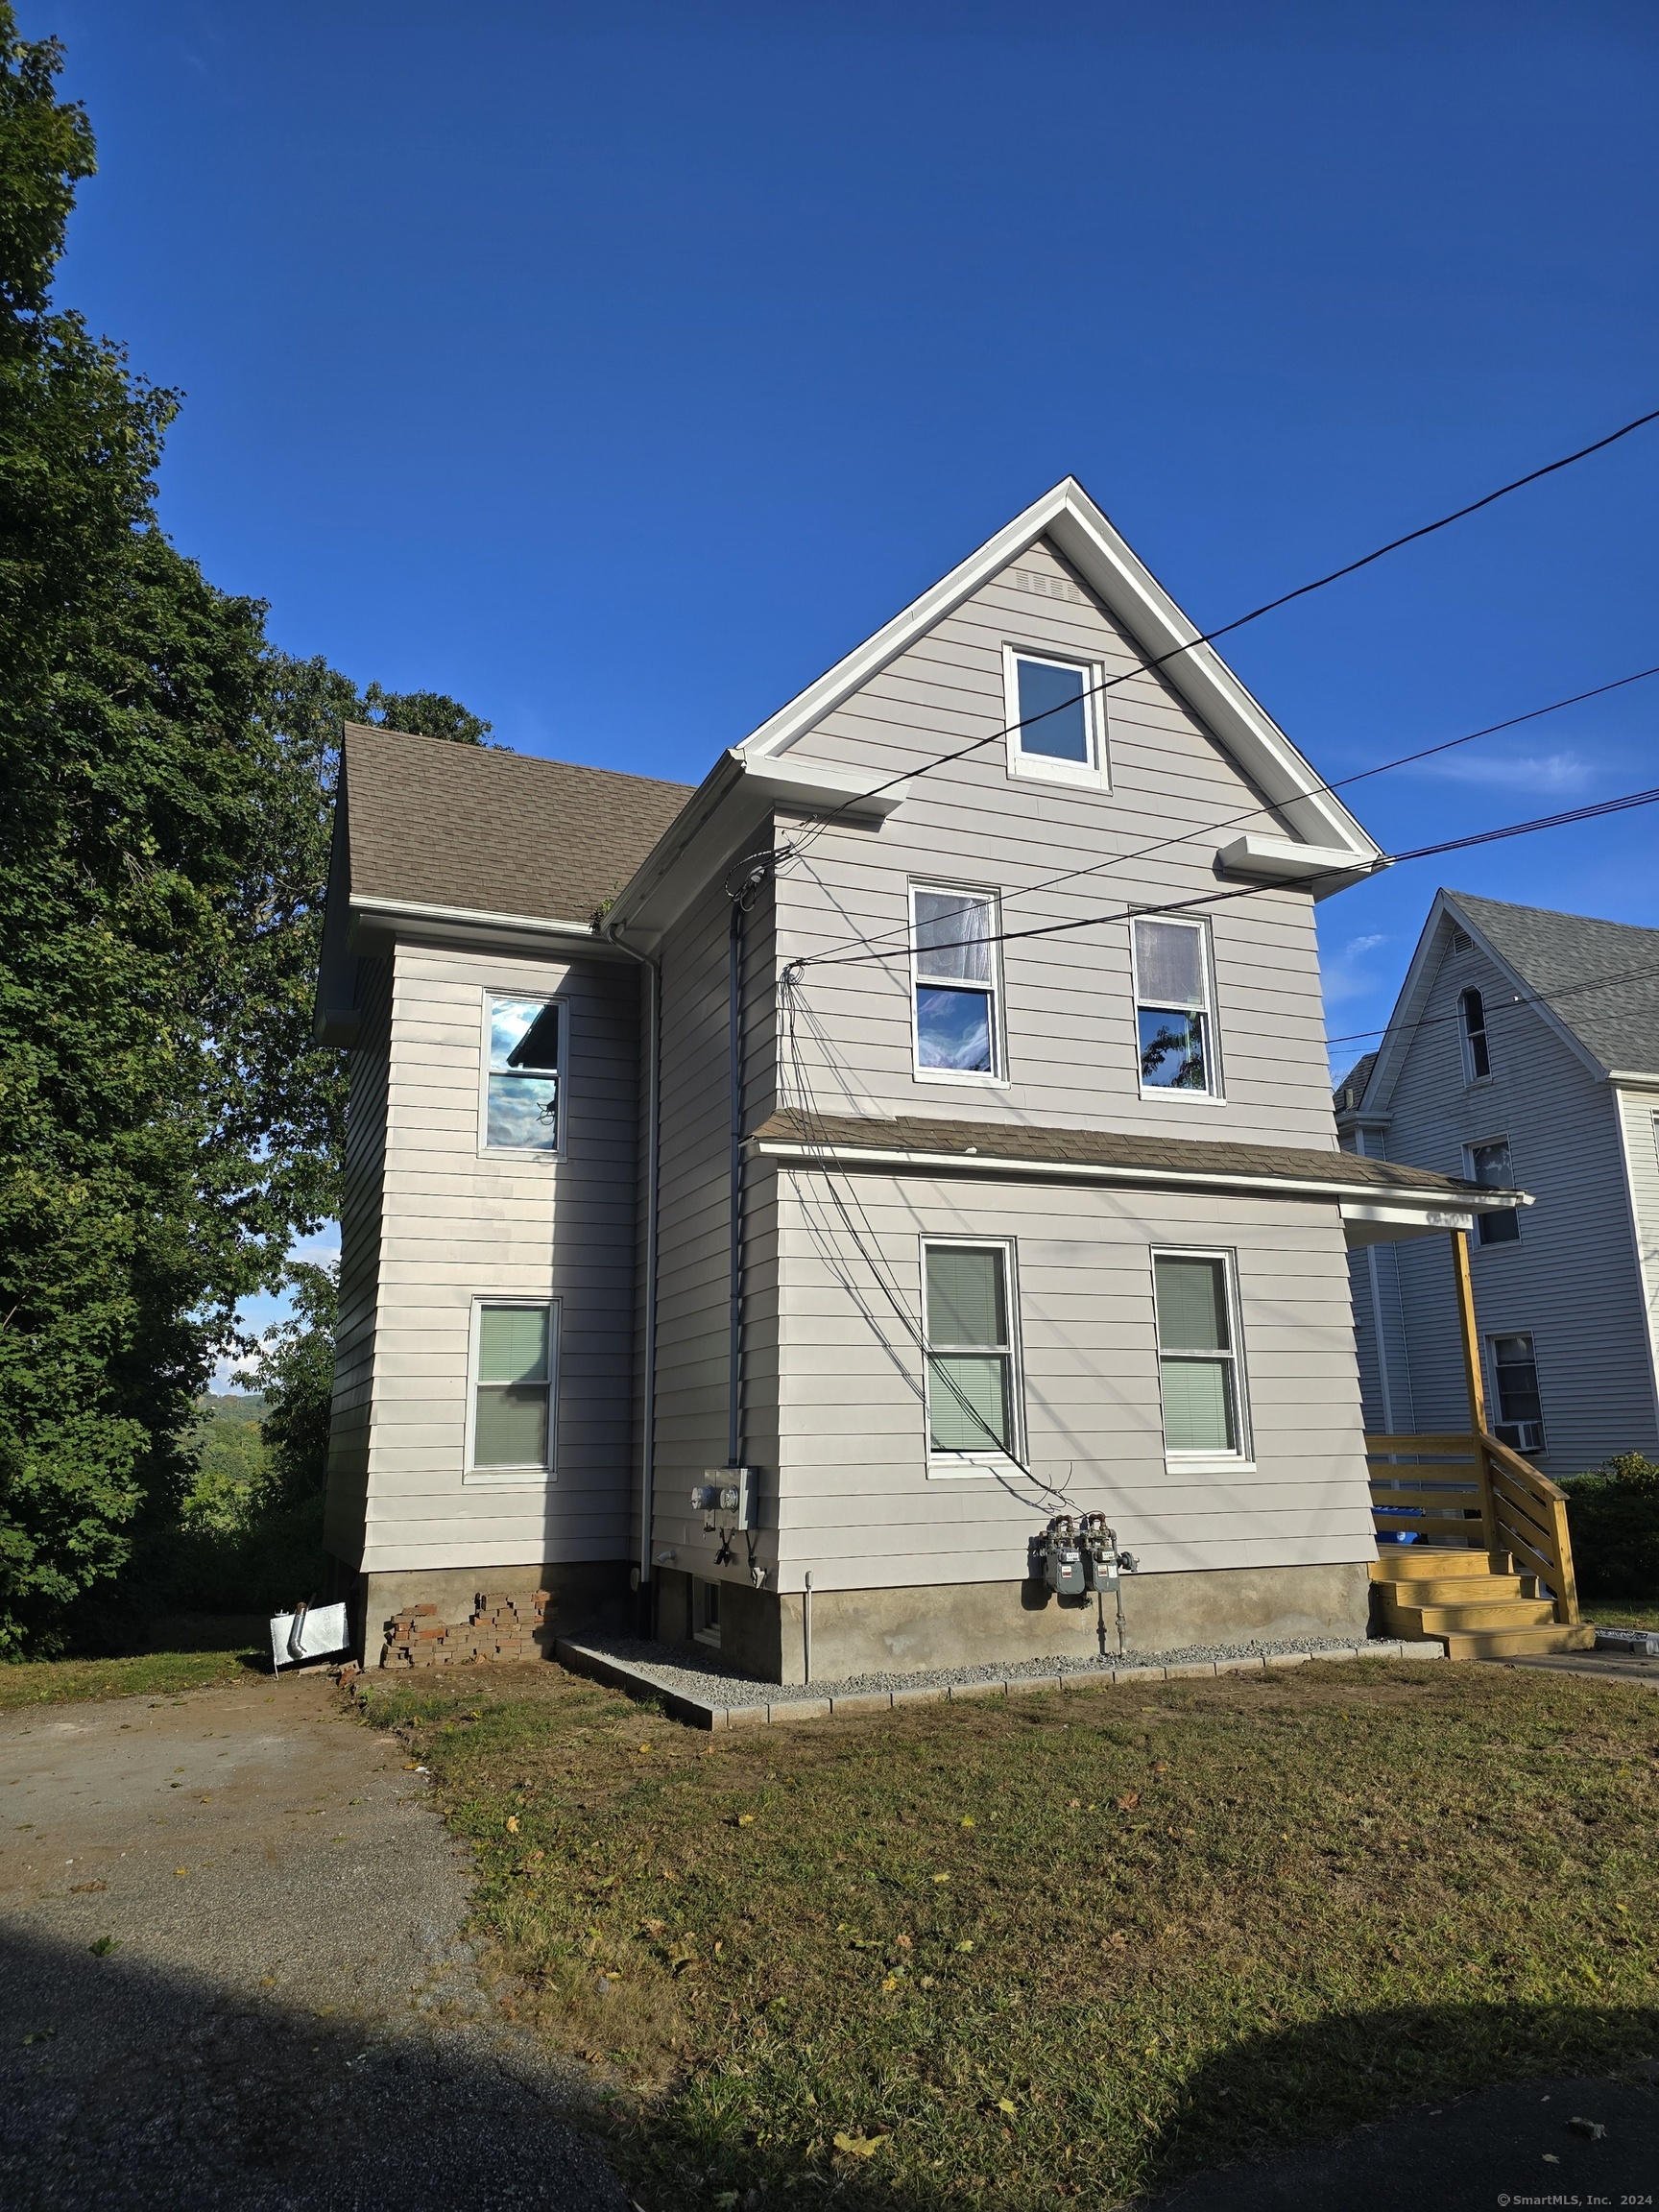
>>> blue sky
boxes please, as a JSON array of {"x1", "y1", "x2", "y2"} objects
[{"x1": 28, "y1": 0, "x2": 1659, "y2": 1364}]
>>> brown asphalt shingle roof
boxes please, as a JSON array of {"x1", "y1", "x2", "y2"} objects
[
  {"x1": 343, "y1": 723, "x2": 692, "y2": 926},
  {"x1": 753, "y1": 1108, "x2": 1492, "y2": 1198}
]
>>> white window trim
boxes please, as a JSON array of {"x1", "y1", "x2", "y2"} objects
[
  {"x1": 1486, "y1": 1329, "x2": 1546, "y2": 1454},
  {"x1": 921, "y1": 1236, "x2": 1026, "y2": 1479},
  {"x1": 909, "y1": 881, "x2": 1008, "y2": 1088},
  {"x1": 1151, "y1": 1245, "x2": 1255, "y2": 1471},
  {"x1": 478, "y1": 989, "x2": 568, "y2": 1160},
  {"x1": 1001, "y1": 643, "x2": 1110, "y2": 791},
  {"x1": 1457, "y1": 987, "x2": 1493, "y2": 1088},
  {"x1": 1130, "y1": 917, "x2": 1225, "y2": 1105},
  {"x1": 1465, "y1": 1135, "x2": 1521, "y2": 1248},
  {"x1": 464, "y1": 1296, "x2": 560, "y2": 1485}
]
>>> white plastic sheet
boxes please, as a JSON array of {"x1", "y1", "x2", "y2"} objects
[{"x1": 269, "y1": 1600, "x2": 350, "y2": 1671}]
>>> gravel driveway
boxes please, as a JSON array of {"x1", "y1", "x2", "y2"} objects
[{"x1": 0, "y1": 1671, "x2": 628, "y2": 2211}]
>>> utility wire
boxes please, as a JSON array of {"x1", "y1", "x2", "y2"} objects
[
  {"x1": 787, "y1": 777, "x2": 1659, "y2": 977},
  {"x1": 781, "y1": 405, "x2": 1659, "y2": 859},
  {"x1": 790, "y1": 659, "x2": 1659, "y2": 970},
  {"x1": 1327, "y1": 950, "x2": 1659, "y2": 1057}
]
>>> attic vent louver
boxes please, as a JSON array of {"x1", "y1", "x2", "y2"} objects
[
  {"x1": 1450, "y1": 926, "x2": 1475, "y2": 953},
  {"x1": 1012, "y1": 566, "x2": 1087, "y2": 607}
]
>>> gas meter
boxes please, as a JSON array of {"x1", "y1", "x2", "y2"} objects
[{"x1": 1038, "y1": 1516, "x2": 1088, "y2": 1599}]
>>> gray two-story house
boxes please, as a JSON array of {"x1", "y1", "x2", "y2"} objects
[
  {"x1": 316, "y1": 480, "x2": 1525, "y2": 1683},
  {"x1": 1336, "y1": 888, "x2": 1659, "y2": 1477}
]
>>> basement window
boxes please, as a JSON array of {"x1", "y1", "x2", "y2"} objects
[
  {"x1": 1133, "y1": 918, "x2": 1219, "y2": 1096},
  {"x1": 911, "y1": 885, "x2": 1002, "y2": 1080},
  {"x1": 485, "y1": 995, "x2": 563, "y2": 1151},
  {"x1": 923, "y1": 1241, "x2": 1022, "y2": 1468},
  {"x1": 1490, "y1": 1333, "x2": 1545, "y2": 1455},
  {"x1": 1466, "y1": 1139, "x2": 1521, "y2": 1246},
  {"x1": 469, "y1": 1302, "x2": 557, "y2": 1477},
  {"x1": 1153, "y1": 1250, "x2": 1251, "y2": 1462},
  {"x1": 1459, "y1": 988, "x2": 1491, "y2": 1083},
  {"x1": 692, "y1": 1578, "x2": 721, "y2": 1648}
]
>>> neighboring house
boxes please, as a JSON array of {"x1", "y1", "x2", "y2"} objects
[
  {"x1": 316, "y1": 479, "x2": 1523, "y2": 1684},
  {"x1": 1335, "y1": 889, "x2": 1659, "y2": 1476}
]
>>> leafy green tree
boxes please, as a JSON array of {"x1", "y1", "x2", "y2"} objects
[
  {"x1": 361, "y1": 681, "x2": 493, "y2": 747},
  {"x1": 249, "y1": 1262, "x2": 337, "y2": 1517},
  {"x1": 1564, "y1": 1454, "x2": 1659, "y2": 1600}
]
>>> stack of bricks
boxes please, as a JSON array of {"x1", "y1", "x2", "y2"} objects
[{"x1": 379, "y1": 1589, "x2": 555, "y2": 1669}]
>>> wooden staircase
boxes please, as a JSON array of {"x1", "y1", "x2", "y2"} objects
[{"x1": 1369, "y1": 1544, "x2": 1594, "y2": 1661}]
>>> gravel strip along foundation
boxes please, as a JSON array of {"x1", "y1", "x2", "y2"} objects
[{"x1": 554, "y1": 1631, "x2": 1444, "y2": 1729}]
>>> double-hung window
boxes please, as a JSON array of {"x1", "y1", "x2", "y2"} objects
[
  {"x1": 1466, "y1": 1138, "x2": 1521, "y2": 1246},
  {"x1": 912, "y1": 884, "x2": 1001, "y2": 1079},
  {"x1": 469, "y1": 1302, "x2": 558, "y2": 1478},
  {"x1": 923, "y1": 1241, "x2": 1022, "y2": 1467},
  {"x1": 1459, "y1": 989, "x2": 1491, "y2": 1082},
  {"x1": 1153, "y1": 1251, "x2": 1250, "y2": 1461},
  {"x1": 485, "y1": 995, "x2": 563, "y2": 1151},
  {"x1": 1002, "y1": 647, "x2": 1108, "y2": 789},
  {"x1": 1133, "y1": 918, "x2": 1219, "y2": 1095},
  {"x1": 1489, "y1": 1333, "x2": 1545, "y2": 1455}
]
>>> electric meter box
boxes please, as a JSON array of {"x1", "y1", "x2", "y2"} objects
[{"x1": 699, "y1": 1467, "x2": 757, "y2": 1529}]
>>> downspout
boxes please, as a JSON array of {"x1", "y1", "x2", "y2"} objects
[
  {"x1": 607, "y1": 926, "x2": 661, "y2": 1630},
  {"x1": 727, "y1": 894, "x2": 746, "y2": 1469}
]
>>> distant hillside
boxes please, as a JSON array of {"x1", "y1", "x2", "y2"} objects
[{"x1": 197, "y1": 1393, "x2": 266, "y2": 1425}]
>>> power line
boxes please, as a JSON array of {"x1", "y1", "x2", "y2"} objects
[
  {"x1": 781, "y1": 404, "x2": 1659, "y2": 856},
  {"x1": 787, "y1": 777, "x2": 1659, "y2": 976},
  {"x1": 789, "y1": 659, "x2": 1659, "y2": 970},
  {"x1": 1327, "y1": 950, "x2": 1659, "y2": 1057}
]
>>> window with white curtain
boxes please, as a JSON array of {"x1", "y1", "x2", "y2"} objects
[
  {"x1": 1133, "y1": 918, "x2": 1219, "y2": 1095},
  {"x1": 911, "y1": 884, "x2": 1001, "y2": 1079}
]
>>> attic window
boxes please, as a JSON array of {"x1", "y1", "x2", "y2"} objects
[
  {"x1": 486, "y1": 996, "x2": 563, "y2": 1150},
  {"x1": 1002, "y1": 648, "x2": 1108, "y2": 789},
  {"x1": 1459, "y1": 988, "x2": 1491, "y2": 1082}
]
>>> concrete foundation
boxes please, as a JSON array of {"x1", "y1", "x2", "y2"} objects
[
  {"x1": 656, "y1": 1560, "x2": 1372, "y2": 1685},
  {"x1": 361, "y1": 1560, "x2": 631, "y2": 1657}
]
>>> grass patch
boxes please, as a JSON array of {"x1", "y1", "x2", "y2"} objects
[
  {"x1": 1581, "y1": 1596, "x2": 1659, "y2": 1628},
  {"x1": 355, "y1": 1661, "x2": 1659, "y2": 2209},
  {"x1": 0, "y1": 1641, "x2": 261, "y2": 1711}
]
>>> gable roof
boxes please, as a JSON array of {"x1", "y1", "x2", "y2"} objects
[
  {"x1": 341, "y1": 722, "x2": 692, "y2": 927},
  {"x1": 1355, "y1": 888, "x2": 1659, "y2": 1110},
  {"x1": 735, "y1": 477, "x2": 1384, "y2": 887}
]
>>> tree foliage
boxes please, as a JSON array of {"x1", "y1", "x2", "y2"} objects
[
  {"x1": 0, "y1": 10, "x2": 487, "y2": 1649},
  {"x1": 1564, "y1": 1454, "x2": 1659, "y2": 1600}
]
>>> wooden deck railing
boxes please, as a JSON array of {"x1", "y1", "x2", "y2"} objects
[{"x1": 1366, "y1": 1429, "x2": 1580, "y2": 1625}]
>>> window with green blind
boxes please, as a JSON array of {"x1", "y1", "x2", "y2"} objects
[
  {"x1": 1153, "y1": 1252, "x2": 1247, "y2": 1457},
  {"x1": 471, "y1": 1304, "x2": 556, "y2": 1472},
  {"x1": 923, "y1": 1243, "x2": 1019, "y2": 1459}
]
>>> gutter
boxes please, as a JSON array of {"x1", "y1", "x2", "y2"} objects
[
  {"x1": 606, "y1": 925, "x2": 661, "y2": 1623},
  {"x1": 349, "y1": 894, "x2": 602, "y2": 941},
  {"x1": 749, "y1": 1133, "x2": 1529, "y2": 1214}
]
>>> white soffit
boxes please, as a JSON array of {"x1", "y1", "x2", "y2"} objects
[{"x1": 739, "y1": 477, "x2": 1383, "y2": 872}]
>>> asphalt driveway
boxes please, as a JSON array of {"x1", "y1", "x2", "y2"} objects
[{"x1": 0, "y1": 1671, "x2": 628, "y2": 2212}]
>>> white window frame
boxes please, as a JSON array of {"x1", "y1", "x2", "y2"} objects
[
  {"x1": 478, "y1": 989, "x2": 567, "y2": 1160},
  {"x1": 1465, "y1": 1136, "x2": 1522, "y2": 1249},
  {"x1": 1458, "y1": 987, "x2": 1493, "y2": 1086},
  {"x1": 1150, "y1": 1246, "x2": 1255, "y2": 1472},
  {"x1": 1001, "y1": 643, "x2": 1110, "y2": 791},
  {"x1": 1130, "y1": 916, "x2": 1224, "y2": 1104},
  {"x1": 909, "y1": 881, "x2": 1006, "y2": 1088},
  {"x1": 921, "y1": 1236, "x2": 1026, "y2": 1479},
  {"x1": 1486, "y1": 1330, "x2": 1546, "y2": 1455},
  {"x1": 464, "y1": 1296, "x2": 560, "y2": 1485}
]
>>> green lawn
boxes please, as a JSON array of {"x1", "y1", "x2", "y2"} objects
[
  {"x1": 0, "y1": 1640, "x2": 262, "y2": 1711},
  {"x1": 1580, "y1": 1596, "x2": 1659, "y2": 1629},
  {"x1": 355, "y1": 1659, "x2": 1659, "y2": 2209}
]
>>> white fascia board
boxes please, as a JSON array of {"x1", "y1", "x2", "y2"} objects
[
  {"x1": 349, "y1": 894, "x2": 600, "y2": 939},
  {"x1": 752, "y1": 1131, "x2": 1515, "y2": 1214},
  {"x1": 1607, "y1": 1070, "x2": 1659, "y2": 1090},
  {"x1": 606, "y1": 750, "x2": 909, "y2": 943},
  {"x1": 1217, "y1": 832, "x2": 1382, "y2": 896},
  {"x1": 1341, "y1": 1201, "x2": 1475, "y2": 1246},
  {"x1": 739, "y1": 477, "x2": 1382, "y2": 874}
]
